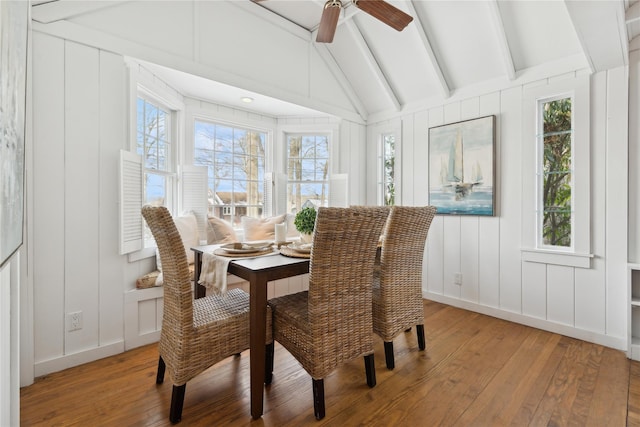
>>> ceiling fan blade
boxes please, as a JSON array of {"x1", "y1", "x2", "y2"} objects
[
  {"x1": 352, "y1": 0, "x2": 413, "y2": 31},
  {"x1": 316, "y1": 0, "x2": 342, "y2": 43}
]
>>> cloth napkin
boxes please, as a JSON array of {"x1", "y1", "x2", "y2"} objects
[
  {"x1": 197, "y1": 249, "x2": 279, "y2": 295},
  {"x1": 198, "y1": 252, "x2": 234, "y2": 295}
]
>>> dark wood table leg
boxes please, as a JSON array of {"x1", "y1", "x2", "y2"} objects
[
  {"x1": 192, "y1": 251, "x2": 206, "y2": 299},
  {"x1": 249, "y1": 272, "x2": 267, "y2": 419}
]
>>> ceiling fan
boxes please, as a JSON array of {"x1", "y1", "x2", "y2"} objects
[{"x1": 255, "y1": 0, "x2": 414, "y2": 44}]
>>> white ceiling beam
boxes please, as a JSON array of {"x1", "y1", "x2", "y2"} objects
[
  {"x1": 31, "y1": 0, "x2": 130, "y2": 24},
  {"x1": 405, "y1": 0, "x2": 450, "y2": 99},
  {"x1": 345, "y1": 20, "x2": 401, "y2": 112},
  {"x1": 564, "y1": 0, "x2": 628, "y2": 72},
  {"x1": 627, "y1": 0, "x2": 640, "y2": 25},
  {"x1": 313, "y1": 43, "x2": 369, "y2": 121},
  {"x1": 487, "y1": 0, "x2": 515, "y2": 81}
]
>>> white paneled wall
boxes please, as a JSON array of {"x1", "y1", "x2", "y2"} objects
[{"x1": 368, "y1": 68, "x2": 629, "y2": 351}]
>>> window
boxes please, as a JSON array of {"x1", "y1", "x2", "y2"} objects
[
  {"x1": 521, "y1": 74, "x2": 590, "y2": 268},
  {"x1": 379, "y1": 133, "x2": 395, "y2": 206},
  {"x1": 538, "y1": 96, "x2": 572, "y2": 249},
  {"x1": 286, "y1": 134, "x2": 329, "y2": 213},
  {"x1": 194, "y1": 120, "x2": 266, "y2": 226},
  {"x1": 137, "y1": 96, "x2": 175, "y2": 245}
]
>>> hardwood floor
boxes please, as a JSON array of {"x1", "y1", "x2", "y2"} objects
[{"x1": 21, "y1": 300, "x2": 640, "y2": 426}]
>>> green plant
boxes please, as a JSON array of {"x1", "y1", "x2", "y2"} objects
[{"x1": 294, "y1": 206, "x2": 317, "y2": 234}]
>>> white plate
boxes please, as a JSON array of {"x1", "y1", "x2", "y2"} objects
[
  {"x1": 287, "y1": 242, "x2": 312, "y2": 254},
  {"x1": 221, "y1": 241, "x2": 272, "y2": 254}
]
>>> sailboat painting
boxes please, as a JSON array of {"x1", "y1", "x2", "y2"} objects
[{"x1": 428, "y1": 115, "x2": 495, "y2": 215}]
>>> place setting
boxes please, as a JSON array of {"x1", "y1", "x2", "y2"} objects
[
  {"x1": 279, "y1": 242, "x2": 312, "y2": 258},
  {"x1": 213, "y1": 241, "x2": 276, "y2": 257}
]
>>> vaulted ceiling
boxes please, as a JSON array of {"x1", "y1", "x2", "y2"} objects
[{"x1": 31, "y1": 0, "x2": 635, "y2": 121}]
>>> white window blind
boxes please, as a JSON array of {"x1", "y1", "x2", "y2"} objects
[{"x1": 181, "y1": 165, "x2": 208, "y2": 243}]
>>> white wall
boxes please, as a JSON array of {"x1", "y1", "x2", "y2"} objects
[{"x1": 368, "y1": 67, "x2": 629, "y2": 350}]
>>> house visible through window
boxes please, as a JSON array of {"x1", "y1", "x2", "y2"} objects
[
  {"x1": 286, "y1": 134, "x2": 329, "y2": 213},
  {"x1": 538, "y1": 96, "x2": 573, "y2": 249},
  {"x1": 194, "y1": 120, "x2": 266, "y2": 226}
]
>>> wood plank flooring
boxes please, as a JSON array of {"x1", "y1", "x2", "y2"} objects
[{"x1": 21, "y1": 300, "x2": 640, "y2": 426}]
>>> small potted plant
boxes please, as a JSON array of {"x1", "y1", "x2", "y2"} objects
[{"x1": 294, "y1": 206, "x2": 317, "y2": 243}]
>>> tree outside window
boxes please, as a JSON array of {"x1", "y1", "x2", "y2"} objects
[
  {"x1": 540, "y1": 97, "x2": 572, "y2": 247},
  {"x1": 194, "y1": 120, "x2": 266, "y2": 226},
  {"x1": 287, "y1": 134, "x2": 329, "y2": 213}
]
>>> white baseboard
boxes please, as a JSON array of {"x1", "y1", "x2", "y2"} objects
[
  {"x1": 423, "y1": 291, "x2": 627, "y2": 352},
  {"x1": 34, "y1": 341, "x2": 124, "y2": 377}
]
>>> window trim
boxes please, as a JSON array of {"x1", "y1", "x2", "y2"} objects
[
  {"x1": 123, "y1": 59, "x2": 185, "y2": 260},
  {"x1": 536, "y1": 94, "x2": 574, "y2": 251},
  {"x1": 521, "y1": 73, "x2": 591, "y2": 267}
]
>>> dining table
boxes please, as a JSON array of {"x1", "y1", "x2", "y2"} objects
[{"x1": 191, "y1": 244, "x2": 310, "y2": 419}]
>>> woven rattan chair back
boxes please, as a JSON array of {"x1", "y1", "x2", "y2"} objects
[
  {"x1": 142, "y1": 205, "x2": 264, "y2": 423},
  {"x1": 268, "y1": 206, "x2": 388, "y2": 420},
  {"x1": 373, "y1": 205, "x2": 436, "y2": 369}
]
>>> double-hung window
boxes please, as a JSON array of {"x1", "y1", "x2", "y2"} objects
[
  {"x1": 194, "y1": 120, "x2": 266, "y2": 225},
  {"x1": 286, "y1": 134, "x2": 329, "y2": 213},
  {"x1": 137, "y1": 96, "x2": 175, "y2": 246}
]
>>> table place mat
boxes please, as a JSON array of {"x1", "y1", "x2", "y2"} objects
[
  {"x1": 213, "y1": 247, "x2": 277, "y2": 258},
  {"x1": 280, "y1": 246, "x2": 310, "y2": 258}
]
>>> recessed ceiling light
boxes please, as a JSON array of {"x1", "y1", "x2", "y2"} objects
[{"x1": 241, "y1": 97, "x2": 254, "y2": 103}]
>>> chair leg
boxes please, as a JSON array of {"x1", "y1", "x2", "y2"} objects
[
  {"x1": 265, "y1": 342, "x2": 274, "y2": 385},
  {"x1": 364, "y1": 354, "x2": 376, "y2": 387},
  {"x1": 417, "y1": 324, "x2": 426, "y2": 350},
  {"x1": 312, "y1": 378, "x2": 325, "y2": 420},
  {"x1": 156, "y1": 356, "x2": 166, "y2": 384},
  {"x1": 384, "y1": 341, "x2": 395, "y2": 370},
  {"x1": 170, "y1": 384, "x2": 186, "y2": 424}
]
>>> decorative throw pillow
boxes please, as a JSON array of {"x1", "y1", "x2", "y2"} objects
[
  {"x1": 241, "y1": 214, "x2": 287, "y2": 241},
  {"x1": 154, "y1": 264, "x2": 195, "y2": 287},
  {"x1": 136, "y1": 270, "x2": 161, "y2": 289},
  {"x1": 206, "y1": 216, "x2": 238, "y2": 244},
  {"x1": 155, "y1": 211, "x2": 199, "y2": 270}
]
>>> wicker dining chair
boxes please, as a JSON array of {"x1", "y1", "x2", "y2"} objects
[
  {"x1": 373, "y1": 205, "x2": 436, "y2": 370},
  {"x1": 141, "y1": 205, "x2": 272, "y2": 423},
  {"x1": 267, "y1": 207, "x2": 388, "y2": 420}
]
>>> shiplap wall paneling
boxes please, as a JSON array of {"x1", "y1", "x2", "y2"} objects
[
  {"x1": 401, "y1": 114, "x2": 414, "y2": 205},
  {"x1": 477, "y1": 92, "x2": 501, "y2": 308},
  {"x1": 425, "y1": 108, "x2": 445, "y2": 295},
  {"x1": 497, "y1": 86, "x2": 522, "y2": 312},
  {"x1": 442, "y1": 103, "x2": 462, "y2": 299},
  {"x1": 546, "y1": 265, "x2": 575, "y2": 326},
  {"x1": 32, "y1": 32, "x2": 66, "y2": 363},
  {"x1": 574, "y1": 70, "x2": 607, "y2": 334},
  {"x1": 64, "y1": 41, "x2": 101, "y2": 354},
  {"x1": 606, "y1": 66, "x2": 630, "y2": 339},
  {"x1": 413, "y1": 110, "x2": 430, "y2": 206},
  {"x1": 459, "y1": 97, "x2": 481, "y2": 303},
  {"x1": 521, "y1": 261, "x2": 546, "y2": 319},
  {"x1": 99, "y1": 50, "x2": 127, "y2": 346},
  {"x1": 630, "y1": 50, "x2": 640, "y2": 262}
]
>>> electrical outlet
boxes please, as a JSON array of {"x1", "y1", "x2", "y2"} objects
[
  {"x1": 67, "y1": 311, "x2": 83, "y2": 332},
  {"x1": 454, "y1": 272, "x2": 463, "y2": 286}
]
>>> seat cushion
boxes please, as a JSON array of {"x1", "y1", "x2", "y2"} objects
[{"x1": 241, "y1": 214, "x2": 286, "y2": 241}]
